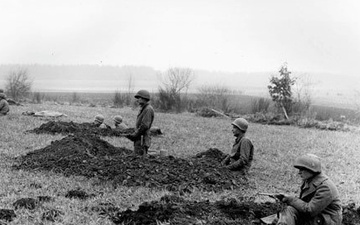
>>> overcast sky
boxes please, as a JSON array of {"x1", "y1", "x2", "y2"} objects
[{"x1": 0, "y1": 0, "x2": 359, "y2": 75}]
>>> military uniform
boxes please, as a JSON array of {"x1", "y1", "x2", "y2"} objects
[
  {"x1": 0, "y1": 94, "x2": 10, "y2": 115},
  {"x1": 221, "y1": 133, "x2": 254, "y2": 175},
  {"x1": 278, "y1": 173, "x2": 342, "y2": 225},
  {"x1": 131, "y1": 102, "x2": 154, "y2": 155}
]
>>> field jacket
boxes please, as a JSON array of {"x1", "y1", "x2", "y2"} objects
[
  {"x1": 225, "y1": 133, "x2": 254, "y2": 173},
  {"x1": 133, "y1": 102, "x2": 154, "y2": 147},
  {"x1": 286, "y1": 173, "x2": 342, "y2": 225},
  {"x1": 0, "y1": 99, "x2": 9, "y2": 115}
]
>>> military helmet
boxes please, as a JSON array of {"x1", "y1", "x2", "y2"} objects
[
  {"x1": 0, "y1": 93, "x2": 6, "y2": 99},
  {"x1": 94, "y1": 114, "x2": 104, "y2": 124},
  {"x1": 113, "y1": 115, "x2": 123, "y2": 124},
  {"x1": 134, "y1": 90, "x2": 150, "y2": 100},
  {"x1": 294, "y1": 154, "x2": 322, "y2": 173},
  {"x1": 231, "y1": 118, "x2": 249, "y2": 132}
]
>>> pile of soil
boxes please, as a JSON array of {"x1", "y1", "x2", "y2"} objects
[
  {"x1": 13, "y1": 134, "x2": 245, "y2": 192},
  {"x1": 109, "y1": 195, "x2": 282, "y2": 225},
  {"x1": 26, "y1": 121, "x2": 132, "y2": 136},
  {"x1": 26, "y1": 121, "x2": 162, "y2": 137},
  {"x1": 108, "y1": 196, "x2": 360, "y2": 225}
]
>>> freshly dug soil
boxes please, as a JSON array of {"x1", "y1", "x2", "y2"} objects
[
  {"x1": 26, "y1": 121, "x2": 162, "y2": 137},
  {"x1": 109, "y1": 195, "x2": 281, "y2": 225},
  {"x1": 13, "y1": 133, "x2": 245, "y2": 192},
  {"x1": 108, "y1": 196, "x2": 360, "y2": 225}
]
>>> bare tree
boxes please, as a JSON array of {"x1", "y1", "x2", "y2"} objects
[
  {"x1": 161, "y1": 67, "x2": 195, "y2": 94},
  {"x1": 5, "y1": 68, "x2": 33, "y2": 101},
  {"x1": 157, "y1": 67, "x2": 196, "y2": 112}
]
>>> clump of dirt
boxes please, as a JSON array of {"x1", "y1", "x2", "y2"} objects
[
  {"x1": 13, "y1": 133, "x2": 246, "y2": 192},
  {"x1": 26, "y1": 121, "x2": 163, "y2": 136},
  {"x1": 0, "y1": 209, "x2": 16, "y2": 222},
  {"x1": 194, "y1": 148, "x2": 228, "y2": 163},
  {"x1": 342, "y1": 203, "x2": 360, "y2": 225},
  {"x1": 41, "y1": 209, "x2": 63, "y2": 222},
  {"x1": 109, "y1": 195, "x2": 283, "y2": 225},
  {"x1": 37, "y1": 196, "x2": 53, "y2": 203},
  {"x1": 65, "y1": 189, "x2": 94, "y2": 200},
  {"x1": 13, "y1": 198, "x2": 38, "y2": 210}
]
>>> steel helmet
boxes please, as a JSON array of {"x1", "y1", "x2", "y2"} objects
[
  {"x1": 113, "y1": 115, "x2": 123, "y2": 124},
  {"x1": 231, "y1": 118, "x2": 249, "y2": 132},
  {"x1": 94, "y1": 114, "x2": 104, "y2": 124},
  {"x1": 294, "y1": 154, "x2": 322, "y2": 173},
  {"x1": 134, "y1": 90, "x2": 150, "y2": 100}
]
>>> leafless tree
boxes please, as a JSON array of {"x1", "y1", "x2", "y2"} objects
[
  {"x1": 157, "y1": 67, "x2": 196, "y2": 112},
  {"x1": 160, "y1": 67, "x2": 195, "y2": 94},
  {"x1": 5, "y1": 68, "x2": 33, "y2": 101}
]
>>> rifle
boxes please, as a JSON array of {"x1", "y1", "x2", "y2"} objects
[{"x1": 258, "y1": 193, "x2": 285, "y2": 201}]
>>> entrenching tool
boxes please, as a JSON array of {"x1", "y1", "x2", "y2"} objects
[{"x1": 257, "y1": 193, "x2": 286, "y2": 224}]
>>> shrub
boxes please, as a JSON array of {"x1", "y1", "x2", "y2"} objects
[
  {"x1": 250, "y1": 97, "x2": 271, "y2": 114},
  {"x1": 113, "y1": 91, "x2": 124, "y2": 107}
]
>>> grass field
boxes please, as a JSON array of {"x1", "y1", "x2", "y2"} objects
[{"x1": 1, "y1": 102, "x2": 360, "y2": 224}]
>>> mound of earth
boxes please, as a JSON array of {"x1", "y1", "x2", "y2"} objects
[
  {"x1": 26, "y1": 121, "x2": 163, "y2": 136},
  {"x1": 27, "y1": 121, "x2": 131, "y2": 136},
  {"x1": 108, "y1": 195, "x2": 283, "y2": 225},
  {"x1": 13, "y1": 134, "x2": 246, "y2": 192}
]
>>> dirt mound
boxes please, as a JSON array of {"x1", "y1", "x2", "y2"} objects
[
  {"x1": 109, "y1": 195, "x2": 283, "y2": 225},
  {"x1": 194, "y1": 148, "x2": 227, "y2": 162},
  {"x1": 13, "y1": 133, "x2": 246, "y2": 192},
  {"x1": 107, "y1": 196, "x2": 360, "y2": 225},
  {"x1": 27, "y1": 121, "x2": 163, "y2": 136}
]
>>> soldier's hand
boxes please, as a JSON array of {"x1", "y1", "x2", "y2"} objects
[{"x1": 274, "y1": 194, "x2": 285, "y2": 201}]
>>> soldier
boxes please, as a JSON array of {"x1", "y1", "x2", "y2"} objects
[
  {"x1": 0, "y1": 93, "x2": 10, "y2": 115},
  {"x1": 93, "y1": 114, "x2": 111, "y2": 129},
  {"x1": 113, "y1": 115, "x2": 129, "y2": 130},
  {"x1": 221, "y1": 118, "x2": 254, "y2": 175},
  {"x1": 263, "y1": 154, "x2": 342, "y2": 225},
  {"x1": 126, "y1": 90, "x2": 155, "y2": 156}
]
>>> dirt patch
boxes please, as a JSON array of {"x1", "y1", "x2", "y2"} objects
[
  {"x1": 13, "y1": 198, "x2": 38, "y2": 210},
  {"x1": 108, "y1": 195, "x2": 282, "y2": 225},
  {"x1": 26, "y1": 121, "x2": 163, "y2": 136},
  {"x1": 65, "y1": 189, "x2": 95, "y2": 200},
  {"x1": 13, "y1": 133, "x2": 246, "y2": 192},
  {"x1": 0, "y1": 209, "x2": 16, "y2": 222},
  {"x1": 106, "y1": 195, "x2": 360, "y2": 225}
]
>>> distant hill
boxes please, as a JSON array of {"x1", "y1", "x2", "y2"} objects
[{"x1": 0, "y1": 64, "x2": 358, "y2": 108}]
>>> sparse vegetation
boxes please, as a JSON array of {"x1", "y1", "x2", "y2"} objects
[
  {"x1": 5, "y1": 68, "x2": 33, "y2": 101},
  {"x1": 196, "y1": 84, "x2": 233, "y2": 113}
]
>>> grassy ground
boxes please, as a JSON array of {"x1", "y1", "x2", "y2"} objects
[{"x1": 1, "y1": 103, "x2": 360, "y2": 224}]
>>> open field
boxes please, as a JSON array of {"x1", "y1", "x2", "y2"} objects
[{"x1": 1, "y1": 103, "x2": 360, "y2": 224}]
